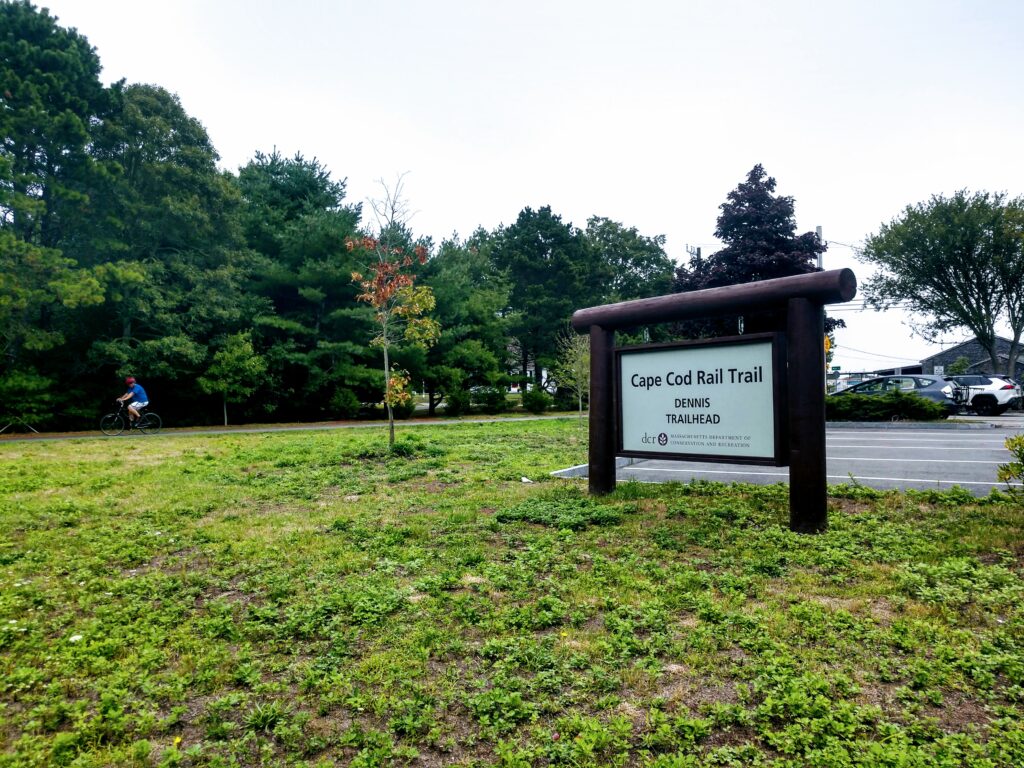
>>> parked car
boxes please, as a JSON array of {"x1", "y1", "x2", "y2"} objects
[
  {"x1": 948, "y1": 374, "x2": 1022, "y2": 416},
  {"x1": 828, "y1": 375, "x2": 960, "y2": 414}
]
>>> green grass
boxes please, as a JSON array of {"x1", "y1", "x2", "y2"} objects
[{"x1": 1, "y1": 419, "x2": 1023, "y2": 766}]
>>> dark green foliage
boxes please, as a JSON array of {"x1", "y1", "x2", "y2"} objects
[
  {"x1": 521, "y1": 387, "x2": 552, "y2": 414},
  {"x1": 553, "y1": 386, "x2": 584, "y2": 411},
  {"x1": 496, "y1": 497, "x2": 627, "y2": 530},
  {"x1": 237, "y1": 149, "x2": 370, "y2": 422},
  {"x1": 472, "y1": 386, "x2": 509, "y2": 414},
  {"x1": 584, "y1": 216, "x2": 674, "y2": 303},
  {"x1": 419, "y1": 234, "x2": 510, "y2": 415},
  {"x1": 861, "y1": 191, "x2": 1024, "y2": 376},
  {"x1": 489, "y1": 206, "x2": 608, "y2": 381},
  {"x1": 826, "y1": 391, "x2": 948, "y2": 421},
  {"x1": 673, "y1": 165, "x2": 842, "y2": 338},
  {"x1": 0, "y1": 0, "x2": 107, "y2": 249},
  {"x1": 0, "y1": 1, "x2": 107, "y2": 387},
  {"x1": 442, "y1": 387, "x2": 472, "y2": 416},
  {"x1": 390, "y1": 400, "x2": 416, "y2": 420},
  {"x1": 677, "y1": 164, "x2": 826, "y2": 290},
  {"x1": 330, "y1": 388, "x2": 362, "y2": 419},
  {"x1": 466, "y1": 688, "x2": 536, "y2": 733}
]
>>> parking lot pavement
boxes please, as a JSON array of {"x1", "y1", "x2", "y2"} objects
[{"x1": 615, "y1": 426, "x2": 1023, "y2": 495}]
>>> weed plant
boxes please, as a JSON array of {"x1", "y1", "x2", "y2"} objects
[{"x1": 1, "y1": 420, "x2": 1023, "y2": 766}]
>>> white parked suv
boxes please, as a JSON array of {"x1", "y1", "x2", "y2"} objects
[{"x1": 949, "y1": 375, "x2": 1022, "y2": 416}]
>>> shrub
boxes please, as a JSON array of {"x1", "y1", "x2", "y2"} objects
[
  {"x1": 997, "y1": 434, "x2": 1024, "y2": 493},
  {"x1": 330, "y1": 389, "x2": 361, "y2": 419},
  {"x1": 521, "y1": 388, "x2": 552, "y2": 414},
  {"x1": 390, "y1": 400, "x2": 415, "y2": 420},
  {"x1": 553, "y1": 386, "x2": 585, "y2": 411},
  {"x1": 825, "y1": 391, "x2": 947, "y2": 422},
  {"x1": 473, "y1": 386, "x2": 508, "y2": 414},
  {"x1": 443, "y1": 387, "x2": 471, "y2": 416}
]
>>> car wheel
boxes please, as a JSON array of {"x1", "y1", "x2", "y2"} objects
[
  {"x1": 995, "y1": 405, "x2": 1009, "y2": 416},
  {"x1": 973, "y1": 396, "x2": 997, "y2": 416}
]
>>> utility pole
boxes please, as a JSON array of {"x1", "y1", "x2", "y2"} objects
[{"x1": 815, "y1": 226, "x2": 823, "y2": 270}]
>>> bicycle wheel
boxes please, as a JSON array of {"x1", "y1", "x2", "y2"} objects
[
  {"x1": 100, "y1": 413, "x2": 125, "y2": 436},
  {"x1": 138, "y1": 412, "x2": 162, "y2": 435}
]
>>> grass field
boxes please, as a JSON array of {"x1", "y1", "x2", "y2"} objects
[{"x1": 1, "y1": 419, "x2": 1023, "y2": 767}]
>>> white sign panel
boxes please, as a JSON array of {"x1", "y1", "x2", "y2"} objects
[{"x1": 618, "y1": 338, "x2": 779, "y2": 462}]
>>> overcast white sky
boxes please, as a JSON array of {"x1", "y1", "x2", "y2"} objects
[{"x1": 40, "y1": 0, "x2": 1024, "y2": 374}]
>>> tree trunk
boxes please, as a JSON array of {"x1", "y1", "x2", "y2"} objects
[
  {"x1": 383, "y1": 344, "x2": 395, "y2": 448},
  {"x1": 223, "y1": 393, "x2": 228, "y2": 426},
  {"x1": 427, "y1": 384, "x2": 438, "y2": 416},
  {"x1": 978, "y1": 335, "x2": 1001, "y2": 374},
  {"x1": 1008, "y1": 333, "x2": 1022, "y2": 379}
]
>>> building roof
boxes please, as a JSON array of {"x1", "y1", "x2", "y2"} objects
[{"x1": 918, "y1": 336, "x2": 1016, "y2": 364}]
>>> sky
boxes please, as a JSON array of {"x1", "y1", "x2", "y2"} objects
[{"x1": 37, "y1": 0, "x2": 1024, "y2": 374}]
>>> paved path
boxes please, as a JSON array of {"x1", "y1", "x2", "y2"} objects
[
  {"x1": 0, "y1": 414, "x2": 577, "y2": 444},
  {"x1": 614, "y1": 425, "x2": 1023, "y2": 494}
]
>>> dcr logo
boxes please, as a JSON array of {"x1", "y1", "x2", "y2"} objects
[{"x1": 641, "y1": 432, "x2": 670, "y2": 447}]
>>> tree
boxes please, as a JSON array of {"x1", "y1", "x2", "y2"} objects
[
  {"x1": 583, "y1": 216, "x2": 674, "y2": 302},
  {"x1": 672, "y1": 164, "x2": 838, "y2": 338},
  {"x1": 553, "y1": 328, "x2": 590, "y2": 422},
  {"x1": 198, "y1": 332, "x2": 268, "y2": 425},
  {"x1": 237, "y1": 150, "x2": 367, "y2": 420},
  {"x1": 70, "y1": 83, "x2": 255, "y2": 425},
  {"x1": 998, "y1": 199, "x2": 1024, "y2": 376},
  {"x1": 419, "y1": 232, "x2": 510, "y2": 414},
  {"x1": 237, "y1": 149, "x2": 353, "y2": 259},
  {"x1": 350, "y1": 176, "x2": 439, "y2": 448},
  {"x1": 860, "y1": 191, "x2": 1024, "y2": 376},
  {"x1": 0, "y1": 1, "x2": 109, "y2": 249},
  {"x1": 0, "y1": 2, "x2": 106, "y2": 383},
  {"x1": 947, "y1": 356, "x2": 972, "y2": 375},
  {"x1": 489, "y1": 206, "x2": 607, "y2": 385}
]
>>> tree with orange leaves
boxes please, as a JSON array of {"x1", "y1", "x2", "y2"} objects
[{"x1": 349, "y1": 176, "x2": 439, "y2": 448}]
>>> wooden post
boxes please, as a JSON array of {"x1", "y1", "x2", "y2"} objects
[
  {"x1": 588, "y1": 325, "x2": 616, "y2": 494},
  {"x1": 787, "y1": 297, "x2": 827, "y2": 533}
]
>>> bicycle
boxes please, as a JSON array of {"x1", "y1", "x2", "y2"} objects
[{"x1": 100, "y1": 401, "x2": 162, "y2": 436}]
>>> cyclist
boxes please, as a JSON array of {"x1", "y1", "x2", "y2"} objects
[{"x1": 116, "y1": 376, "x2": 150, "y2": 427}]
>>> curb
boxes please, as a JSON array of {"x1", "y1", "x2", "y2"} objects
[{"x1": 552, "y1": 457, "x2": 636, "y2": 479}]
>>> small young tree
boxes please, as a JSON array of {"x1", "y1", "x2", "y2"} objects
[
  {"x1": 350, "y1": 176, "x2": 439, "y2": 448},
  {"x1": 553, "y1": 328, "x2": 590, "y2": 422},
  {"x1": 198, "y1": 332, "x2": 268, "y2": 425},
  {"x1": 946, "y1": 355, "x2": 972, "y2": 375}
]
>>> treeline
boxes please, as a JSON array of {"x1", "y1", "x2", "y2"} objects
[{"x1": 1, "y1": 2, "x2": 675, "y2": 428}]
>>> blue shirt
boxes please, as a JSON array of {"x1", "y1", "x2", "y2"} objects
[{"x1": 127, "y1": 383, "x2": 149, "y2": 402}]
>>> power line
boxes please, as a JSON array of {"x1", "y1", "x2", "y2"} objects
[
  {"x1": 835, "y1": 344, "x2": 925, "y2": 362},
  {"x1": 827, "y1": 302, "x2": 914, "y2": 310},
  {"x1": 826, "y1": 240, "x2": 863, "y2": 251}
]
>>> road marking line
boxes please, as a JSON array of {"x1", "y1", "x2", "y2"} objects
[
  {"x1": 828, "y1": 445, "x2": 1008, "y2": 451},
  {"x1": 623, "y1": 466, "x2": 1021, "y2": 488},
  {"x1": 829, "y1": 437, "x2": 1009, "y2": 444},
  {"x1": 828, "y1": 457, "x2": 1002, "y2": 464}
]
